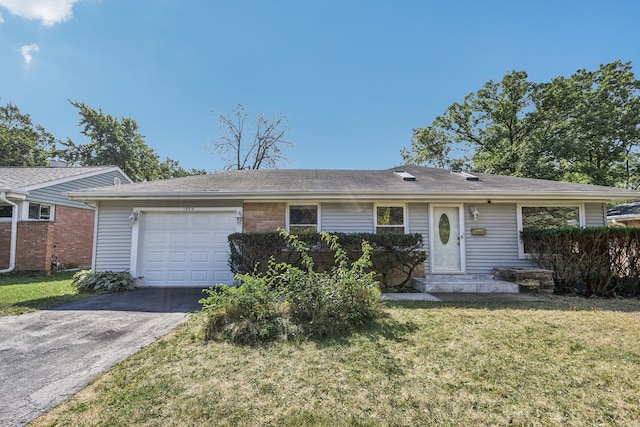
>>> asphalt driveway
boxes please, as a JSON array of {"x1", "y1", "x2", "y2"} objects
[{"x1": 0, "y1": 288, "x2": 205, "y2": 427}]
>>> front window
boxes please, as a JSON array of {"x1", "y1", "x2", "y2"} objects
[
  {"x1": 520, "y1": 205, "x2": 581, "y2": 254},
  {"x1": 0, "y1": 205, "x2": 12, "y2": 218},
  {"x1": 289, "y1": 205, "x2": 318, "y2": 233},
  {"x1": 28, "y1": 203, "x2": 52, "y2": 220},
  {"x1": 376, "y1": 206, "x2": 405, "y2": 234}
]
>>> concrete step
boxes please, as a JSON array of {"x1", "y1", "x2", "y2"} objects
[{"x1": 413, "y1": 276, "x2": 519, "y2": 293}]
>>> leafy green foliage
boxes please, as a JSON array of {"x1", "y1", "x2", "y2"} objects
[
  {"x1": 0, "y1": 102, "x2": 59, "y2": 166},
  {"x1": 61, "y1": 101, "x2": 201, "y2": 181},
  {"x1": 404, "y1": 60, "x2": 640, "y2": 188},
  {"x1": 228, "y1": 231, "x2": 426, "y2": 291},
  {"x1": 71, "y1": 270, "x2": 138, "y2": 293},
  {"x1": 521, "y1": 227, "x2": 640, "y2": 296},
  {"x1": 199, "y1": 231, "x2": 381, "y2": 344}
]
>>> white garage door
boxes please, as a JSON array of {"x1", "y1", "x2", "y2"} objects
[{"x1": 137, "y1": 211, "x2": 238, "y2": 287}]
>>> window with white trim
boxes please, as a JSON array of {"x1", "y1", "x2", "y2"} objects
[
  {"x1": 519, "y1": 205, "x2": 582, "y2": 255},
  {"x1": 375, "y1": 205, "x2": 406, "y2": 234},
  {"x1": 288, "y1": 205, "x2": 318, "y2": 233},
  {"x1": 28, "y1": 203, "x2": 52, "y2": 220}
]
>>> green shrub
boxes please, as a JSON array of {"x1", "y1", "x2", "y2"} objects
[
  {"x1": 71, "y1": 270, "x2": 138, "y2": 293},
  {"x1": 199, "y1": 272, "x2": 294, "y2": 344},
  {"x1": 199, "y1": 231, "x2": 381, "y2": 344},
  {"x1": 228, "y1": 231, "x2": 426, "y2": 291},
  {"x1": 521, "y1": 227, "x2": 640, "y2": 296}
]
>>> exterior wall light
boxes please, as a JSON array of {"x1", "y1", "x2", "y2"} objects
[
  {"x1": 469, "y1": 206, "x2": 479, "y2": 221},
  {"x1": 128, "y1": 211, "x2": 138, "y2": 224}
]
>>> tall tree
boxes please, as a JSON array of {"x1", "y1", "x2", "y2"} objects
[
  {"x1": 403, "y1": 61, "x2": 640, "y2": 188},
  {"x1": 213, "y1": 104, "x2": 292, "y2": 170},
  {"x1": 0, "y1": 102, "x2": 59, "y2": 166},
  {"x1": 536, "y1": 61, "x2": 640, "y2": 187},
  {"x1": 62, "y1": 101, "x2": 196, "y2": 181}
]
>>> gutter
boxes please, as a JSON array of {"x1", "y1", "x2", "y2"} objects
[
  {"x1": 66, "y1": 190, "x2": 640, "y2": 203},
  {"x1": 0, "y1": 192, "x2": 18, "y2": 273}
]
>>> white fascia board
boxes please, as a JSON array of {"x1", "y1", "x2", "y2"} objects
[
  {"x1": 16, "y1": 166, "x2": 131, "y2": 192},
  {"x1": 66, "y1": 190, "x2": 639, "y2": 203},
  {"x1": 0, "y1": 191, "x2": 27, "y2": 201}
]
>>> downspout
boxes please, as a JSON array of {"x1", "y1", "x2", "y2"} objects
[{"x1": 0, "y1": 192, "x2": 18, "y2": 273}]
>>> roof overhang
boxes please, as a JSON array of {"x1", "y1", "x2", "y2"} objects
[
  {"x1": 66, "y1": 190, "x2": 637, "y2": 204},
  {"x1": 15, "y1": 166, "x2": 132, "y2": 192},
  {"x1": 0, "y1": 190, "x2": 27, "y2": 201}
]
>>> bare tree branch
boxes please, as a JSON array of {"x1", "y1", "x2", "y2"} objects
[{"x1": 213, "y1": 104, "x2": 293, "y2": 170}]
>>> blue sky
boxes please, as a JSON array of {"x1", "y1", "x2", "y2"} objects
[{"x1": 1, "y1": 0, "x2": 639, "y2": 172}]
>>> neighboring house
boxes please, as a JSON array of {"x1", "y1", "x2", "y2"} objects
[
  {"x1": 67, "y1": 165, "x2": 639, "y2": 290},
  {"x1": 607, "y1": 200, "x2": 640, "y2": 227},
  {"x1": 0, "y1": 165, "x2": 132, "y2": 273}
]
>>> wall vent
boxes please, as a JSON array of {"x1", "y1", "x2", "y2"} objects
[{"x1": 394, "y1": 171, "x2": 416, "y2": 181}]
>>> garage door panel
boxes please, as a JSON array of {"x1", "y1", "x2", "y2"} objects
[
  {"x1": 169, "y1": 215, "x2": 188, "y2": 226},
  {"x1": 191, "y1": 251, "x2": 209, "y2": 263},
  {"x1": 190, "y1": 270, "x2": 209, "y2": 282},
  {"x1": 146, "y1": 231, "x2": 166, "y2": 244},
  {"x1": 169, "y1": 251, "x2": 187, "y2": 263},
  {"x1": 191, "y1": 232, "x2": 210, "y2": 244},
  {"x1": 145, "y1": 251, "x2": 165, "y2": 263},
  {"x1": 138, "y1": 211, "x2": 236, "y2": 286},
  {"x1": 144, "y1": 270, "x2": 164, "y2": 283}
]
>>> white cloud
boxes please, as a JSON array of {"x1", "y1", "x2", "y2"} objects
[
  {"x1": 0, "y1": 0, "x2": 81, "y2": 26},
  {"x1": 21, "y1": 43, "x2": 39, "y2": 68},
  {"x1": 0, "y1": 14, "x2": 4, "y2": 23}
]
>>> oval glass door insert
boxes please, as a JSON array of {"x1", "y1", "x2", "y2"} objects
[{"x1": 439, "y1": 214, "x2": 451, "y2": 244}]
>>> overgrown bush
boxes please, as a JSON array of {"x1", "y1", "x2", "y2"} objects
[
  {"x1": 228, "y1": 231, "x2": 426, "y2": 291},
  {"x1": 200, "y1": 272, "x2": 296, "y2": 344},
  {"x1": 71, "y1": 270, "x2": 138, "y2": 293},
  {"x1": 521, "y1": 227, "x2": 640, "y2": 296},
  {"x1": 199, "y1": 231, "x2": 381, "y2": 344}
]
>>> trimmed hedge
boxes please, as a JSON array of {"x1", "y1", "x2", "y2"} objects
[
  {"x1": 228, "y1": 231, "x2": 427, "y2": 291},
  {"x1": 521, "y1": 227, "x2": 640, "y2": 296}
]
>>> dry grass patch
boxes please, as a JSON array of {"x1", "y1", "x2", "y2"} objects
[{"x1": 33, "y1": 296, "x2": 640, "y2": 426}]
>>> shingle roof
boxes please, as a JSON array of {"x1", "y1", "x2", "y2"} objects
[
  {"x1": 0, "y1": 166, "x2": 116, "y2": 191},
  {"x1": 67, "y1": 165, "x2": 640, "y2": 202},
  {"x1": 607, "y1": 200, "x2": 640, "y2": 218}
]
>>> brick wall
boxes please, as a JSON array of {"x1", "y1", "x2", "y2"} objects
[
  {"x1": 243, "y1": 202, "x2": 286, "y2": 232},
  {"x1": 0, "y1": 206, "x2": 95, "y2": 272},
  {"x1": 52, "y1": 206, "x2": 94, "y2": 268},
  {"x1": 15, "y1": 221, "x2": 54, "y2": 271},
  {"x1": 0, "y1": 222, "x2": 10, "y2": 269}
]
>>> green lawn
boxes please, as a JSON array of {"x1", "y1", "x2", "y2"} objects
[
  {"x1": 32, "y1": 296, "x2": 640, "y2": 426},
  {"x1": 0, "y1": 271, "x2": 92, "y2": 315}
]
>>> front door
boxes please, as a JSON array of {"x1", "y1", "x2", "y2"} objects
[{"x1": 431, "y1": 205, "x2": 465, "y2": 273}]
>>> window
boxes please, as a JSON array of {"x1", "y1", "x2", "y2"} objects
[
  {"x1": 519, "y1": 205, "x2": 581, "y2": 254},
  {"x1": 0, "y1": 205, "x2": 12, "y2": 218},
  {"x1": 288, "y1": 205, "x2": 318, "y2": 233},
  {"x1": 376, "y1": 206, "x2": 405, "y2": 234},
  {"x1": 28, "y1": 203, "x2": 52, "y2": 220}
]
